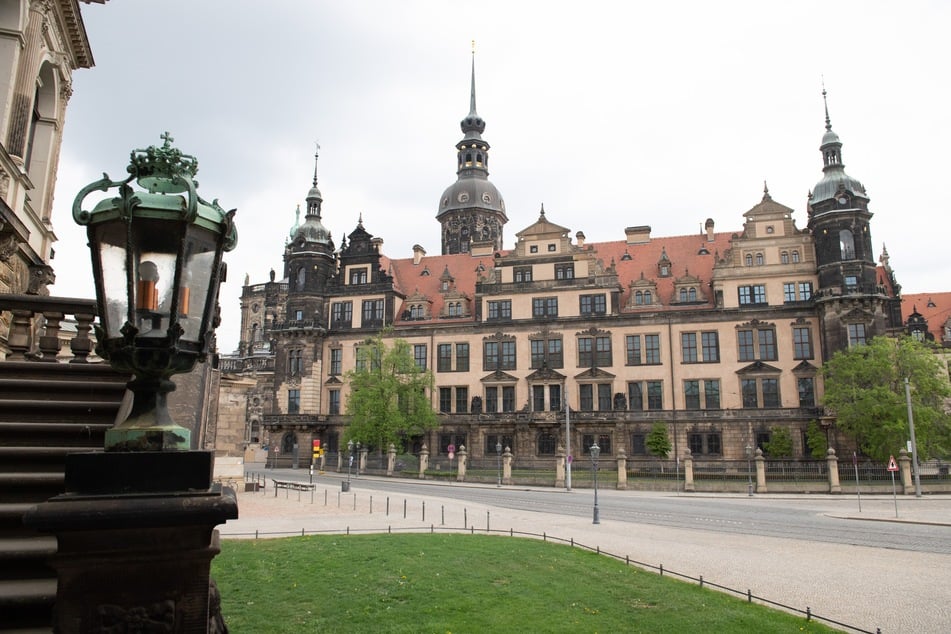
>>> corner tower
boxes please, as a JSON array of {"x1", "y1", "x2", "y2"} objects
[
  {"x1": 807, "y1": 89, "x2": 900, "y2": 355},
  {"x1": 436, "y1": 50, "x2": 507, "y2": 255}
]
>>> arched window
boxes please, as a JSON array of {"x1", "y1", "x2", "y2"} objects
[
  {"x1": 281, "y1": 432, "x2": 296, "y2": 454},
  {"x1": 644, "y1": 291, "x2": 652, "y2": 304},
  {"x1": 537, "y1": 432, "x2": 557, "y2": 455},
  {"x1": 635, "y1": 291, "x2": 643, "y2": 305},
  {"x1": 755, "y1": 253, "x2": 764, "y2": 266},
  {"x1": 680, "y1": 289, "x2": 687, "y2": 302},
  {"x1": 745, "y1": 254, "x2": 753, "y2": 266},
  {"x1": 296, "y1": 267, "x2": 306, "y2": 290},
  {"x1": 781, "y1": 251, "x2": 789, "y2": 264},
  {"x1": 792, "y1": 251, "x2": 800, "y2": 263},
  {"x1": 688, "y1": 288, "x2": 697, "y2": 302},
  {"x1": 839, "y1": 230, "x2": 855, "y2": 260}
]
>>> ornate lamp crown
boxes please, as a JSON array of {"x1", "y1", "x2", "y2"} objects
[{"x1": 128, "y1": 132, "x2": 199, "y2": 194}]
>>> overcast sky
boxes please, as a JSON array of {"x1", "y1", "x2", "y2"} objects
[{"x1": 52, "y1": 1, "x2": 950, "y2": 352}]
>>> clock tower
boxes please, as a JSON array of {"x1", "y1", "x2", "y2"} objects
[{"x1": 807, "y1": 89, "x2": 901, "y2": 355}]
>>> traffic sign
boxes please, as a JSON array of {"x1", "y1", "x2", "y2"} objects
[{"x1": 887, "y1": 455, "x2": 899, "y2": 472}]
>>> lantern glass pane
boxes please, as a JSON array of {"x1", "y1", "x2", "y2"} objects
[
  {"x1": 94, "y1": 223, "x2": 129, "y2": 339},
  {"x1": 131, "y1": 220, "x2": 181, "y2": 338},
  {"x1": 180, "y1": 227, "x2": 219, "y2": 343}
]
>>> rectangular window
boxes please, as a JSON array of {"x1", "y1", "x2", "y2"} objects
[
  {"x1": 580, "y1": 294, "x2": 607, "y2": 316},
  {"x1": 487, "y1": 300, "x2": 512, "y2": 321},
  {"x1": 456, "y1": 343, "x2": 469, "y2": 371},
  {"x1": 783, "y1": 282, "x2": 797, "y2": 303},
  {"x1": 530, "y1": 340, "x2": 545, "y2": 369},
  {"x1": 628, "y1": 382, "x2": 643, "y2": 410},
  {"x1": 502, "y1": 386, "x2": 515, "y2": 412},
  {"x1": 579, "y1": 384, "x2": 594, "y2": 411},
  {"x1": 684, "y1": 380, "x2": 700, "y2": 410},
  {"x1": 845, "y1": 275, "x2": 858, "y2": 290},
  {"x1": 645, "y1": 335, "x2": 661, "y2": 364},
  {"x1": 681, "y1": 332, "x2": 698, "y2": 363},
  {"x1": 455, "y1": 387, "x2": 469, "y2": 413},
  {"x1": 582, "y1": 434, "x2": 612, "y2": 455},
  {"x1": 414, "y1": 344, "x2": 427, "y2": 370},
  {"x1": 331, "y1": 301, "x2": 353, "y2": 328},
  {"x1": 288, "y1": 349, "x2": 302, "y2": 376},
  {"x1": 701, "y1": 331, "x2": 720, "y2": 362},
  {"x1": 439, "y1": 387, "x2": 452, "y2": 413},
  {"x1": 533, "y1": 385, "x2": 545, "y2": 411},
  {"x1": 361, "y1": 299, "x2": 384, "y2": 327},
  {"x1": 288, "y1": 389, "x2": 300, "y2": 415},
  {"x1": 349, "y1": 267, "x2": 368, "y2": 284},
  {"x1": 595, "y1": 336, "x2": 612, "y2": 366},
  {"x1": 514, "y1": 266, "x2": 533, "y2": 283},
  {"x1": 793, "y1": 327, "x2": 813, "y2": 359},
  {"x1": 706, "y1": 433, "x2": 722, "y2": 455},
  {"x1": 688, "y1": 433, "x2": 704, "y2": 455},
  {"x1": 626, "y1": 335, "x2": 642, "y2": 365},
  {"x1": 798, "y1": 282, "x2": 813, "y2": 301},
  {"x1": 647, "y1": 381, "x2": 663, "y2": 410},
  {"x1": 762, "y1": 379, "x2": 780, "y2": 407},
  {"x1": 329, "y1": 348, "x2": 342, "y2": 376},
  {"x1": 485, "y1": 386, "x2": 498, "y2": 414},
  {"x1": 500, "y1": 341, "x2": 516, "y2": 370},
  {"x1": 578, "y1": 338, "x2": 593, "y2": 368},
  {"x1": 758, "y1": 329, "x2": 777, "y2": 360},
  {"x1": 555, "y1": 263, "x2": 575, "y2": 280},
  {"x1": 549, "y1": 384, "x2": 562, "y2": 411},
  {"x1": 630, "y1": 433, "x2": 647, "y2": 455},
  {"x1": 548, "y1": 339, "x2": 563, "y2": 368},
  {"x1": 484, "y1": 342, "x2": 499, "y2": 371},
  {"x1": 704, "y1": 379, "x2": 721, "y2": 409},
  {"x1": 738, "y1": 330, "x2": 755, "y2": 361},
  {"x1": 437, "y1": 344, "x2": 452, "y2": 372},
  {"x1": 532, "y1": 297, "x2": 558, "y2": 318},
  {"x1": 848, "y1": 323, "x2": 867, "y2": 347},
  {"x1": 597, "y1": 384, "x2": 612, "y2": 411},
  {"x1": 742, "y1": 378, "x2": 758, "y2": 408},
  {"x1": 739, "y1": 284, "x2": 767, "y2": 305},
  {"x1": 328, "y1": 389, "x2": 341, "y2": 415},
  {"x1": 798, "y1": 377, "x2": 816, "y2": 407}
]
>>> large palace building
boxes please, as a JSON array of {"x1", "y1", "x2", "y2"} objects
[{"x1": 220, "y1": 61, "x2": 945, "y2": 468}]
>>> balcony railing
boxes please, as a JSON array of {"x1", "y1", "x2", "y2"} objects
[{"x1": 0, "y1": 294, "x2": 97, "y2": 362}]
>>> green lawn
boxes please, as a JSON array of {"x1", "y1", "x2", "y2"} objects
[{"x1": 213, "y1": 533, "x2": 836, "y2": 633}]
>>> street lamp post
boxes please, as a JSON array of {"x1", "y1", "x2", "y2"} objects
[
  {"x1": 590, "y1": 442, "x2": 601, "y2": 525},
  {"x1": 496, "y1": 439, "x2": 503, "y2": 487},
  {"x1": 347, "y1": 439, "x2": 354, "y2": 484},
  {"x1": 745, "y1": 443, "x2": 754, "y2": 497}
]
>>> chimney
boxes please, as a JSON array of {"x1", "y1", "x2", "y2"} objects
[
  {"x1": 576, "y1": 231, "x2": 585, "y2": 248},
  {"x1": 705, "y1": 218, "x2": 715, "y2": 242},
  {"x1": 371, "y1": 237, "x2": 384, "y2": 252},
  {"x1": 624, "y1": 226, "x2": 651, "y2": 244},
  {"x1": 412, "y1": 244, "x2": 426, "y2": 265}
]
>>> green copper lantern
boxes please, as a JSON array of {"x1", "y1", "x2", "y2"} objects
[{"x1": 73, "y1": 133, "x2": 237, "y2": 451}]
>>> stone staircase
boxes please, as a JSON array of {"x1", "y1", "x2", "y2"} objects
[{"x1": 0, "y1": 360, "x2": 128, "y2": 631}]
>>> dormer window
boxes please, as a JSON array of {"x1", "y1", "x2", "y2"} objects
[
  {"x1": 349, "y1": 267, "x2": 368, "y2": 285},
  {"x1": 530, "y1": 245, "x2": 538, "y2": 253},
  {"x1": 660, "y1": 265, "x2": 669, "y2": 277}
]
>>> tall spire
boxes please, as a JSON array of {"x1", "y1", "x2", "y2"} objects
[
  {"x1": 469, "y1": 40, "x2": 478, "y2": 118},
  {"x1": 305, "y1": 143, "x2": 323, "y2": 219},
  {"x1": 822, "y1": 81, "x2": 832, "y2": 132}
]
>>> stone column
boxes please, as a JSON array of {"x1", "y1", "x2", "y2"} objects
[
  {"x1": 419, "y1": 444, "x2": 429, "y2": 479},
  {"x1": 337, "y1": 449, "x2": 343, "y2": 472},
  {"x1": 826, "y1": 448, "x2": 841, "y2": 493},
  {"x1": 6, "y1": 3, "x2": 45, "y2": 159},
  {"x1": 456, "y1": 445, "x2": 468, "y2": 482},
  {"x1": 898, "y1": 448, "x2": 913, "y2": 494},
  {"x1": 555, "y1": 445, "x2": 566, "y2": 488},
  {"x1": 682, "y1": 449, "x2": 695, "y2": 492},
  {"x1": 502, "y1": 446, "x2": 513, "y2": 485},
  {"x1": 359, "y1": 447, "x2": 367, "y2": 474},
  {"x1": 386, "y1": 443, "x2": 397, "y2": 476},
  {"x1": 755, "y1": 448, "x2": 768, "y2": 493},
  {"x1": 616, "y1": 447, "x2": 627, "y2": 490}
]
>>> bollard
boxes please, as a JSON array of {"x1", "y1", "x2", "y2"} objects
[
  {"x1": 441, "y1": 506, "x2": 445, "y2": 526},
  {"x1": 464, "y1": 508, "x2": 467, "y2": 528},
  {"x1": 386, "y1": 497, "x2": 390, "y2": 516},
  {"x1": 324, "y1": 489, "x2": 328, "y2": 506},
  {"x1": 806, "y1": 607, "x2": 811, "y2": 622},
  {"x1": 311, "y1": 489, "x2": 314, "y2": 504},
  {"x1": 487, "y1": 511, "x2": 490, "y2": 532},
  {"x1": 747, "y1": 589, "x2": 752, "y2": 603},
  {"x1": 353, "y1": 494, "x2": 356, "y2": 511},
  {"x1": 337, "y1": 492, "x2": 341, "y2": 508},
  {"x1": 660, "y1": 564, "x2": 664, "y2": 576},
  {"x1": 370, "y1": 496, "x2": 373, "y2": 514},
  {"x1": 422, "y1": 501, "x2": 426, "y2": 522},
  {"x1": 403, "y1": 499, "x2": 407, "y2": 519},
  {"x1": 255, "y1": 530, "x2": 258, "y2": 539},
  {"x1": 301, "y1": 528, "x2": 305, "y2": 537}
]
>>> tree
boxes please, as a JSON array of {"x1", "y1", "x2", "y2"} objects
[
  {"x1": 645, "y1": 422, "x2": 672, "y2": 458},
  {"x1": 804, "y1": 420, "x2": 828, "y2": 460},
  {"x1": 763, "y1": 427, "x2": 793, "y2": 458},
  {"x1": 344, "y1": 332, "x2": 439, "y2": 451},
  {"x1": 821, "y1": 335, "x2": 951, "y2": 463}
]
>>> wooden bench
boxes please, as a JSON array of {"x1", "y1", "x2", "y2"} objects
[{"x1": 272, "y1": 479, "x2": 315, "y2": 497}]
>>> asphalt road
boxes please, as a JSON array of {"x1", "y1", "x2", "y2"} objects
[{"x1": 257, "y1": 467, "x2": 951, "y2": 554}]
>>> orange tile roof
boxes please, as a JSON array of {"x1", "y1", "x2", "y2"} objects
[{"x1": 901, "y1": 292, "x2": 951, "y2": 343}]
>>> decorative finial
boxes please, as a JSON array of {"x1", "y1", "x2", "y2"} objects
[
  {"x1": 763, "y1": 180, "x2": 771, "y2": 200},
  {"x1": 822, "y1": 78, "x2": 832, "y2": 132},
  {"x1": 312, "y1": 141, "x2": 320, "y2": 187},
  {"x1": 469, "y1": 43, "x2": 478, "y2": 116},
  {"x1": 539, "y1": 202, "x2": 545, "y2": 217},
  {"x1": 358, "y1": 212, "x2": 364, "y2": 228}
]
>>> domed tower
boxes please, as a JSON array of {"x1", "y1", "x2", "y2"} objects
[
  {"x1": 436, "y1": 51, "x2": 507, "y2": 255},
  {"x1": 284, "y1": 148, "x2": 336, "y2": 324},
  {"x1": 807, "y1": 89, "x2": 899, "y2": 355}
]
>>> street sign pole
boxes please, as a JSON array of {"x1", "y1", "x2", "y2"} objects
[
  {"x1": 853, "y1": 452, "x2": 861, "y2": 513},
  {"x1": 887, "y1": 454, "x2": 899, "y2": 518}
]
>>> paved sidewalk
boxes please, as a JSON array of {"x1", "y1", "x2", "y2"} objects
[{"x1": 221, "y1": 481, "x2": 951, "y2": 633}]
